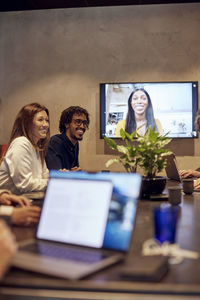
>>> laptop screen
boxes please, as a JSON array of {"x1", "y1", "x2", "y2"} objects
[
  {"x1": 43, "y1": 171, "x2": 142, "y2": 252},
  {"x1": 165, "y1": 154, "x2": 181, "y2": 182},
  {"x1": 37, "y1": 178, "x2": 113, "y2": 248}
]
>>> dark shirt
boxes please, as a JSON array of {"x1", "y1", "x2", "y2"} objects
[{"x1": 46, "y1": 133, "x2": 79, "y2": 170}]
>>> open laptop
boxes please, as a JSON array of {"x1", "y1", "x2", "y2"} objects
[
  {"x1": 165, "y1": 153, "x2": 181, "y2": 182},
  {"x1": 12, "y1": 171, "x2": 142, "y2": 280},
  {"x1": 165, "y1": 154, "x2": 200, "y2": 192}
]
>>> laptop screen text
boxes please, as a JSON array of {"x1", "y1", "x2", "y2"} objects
[{"x1": 37, "y1": 178, "x2": 113, "y2": 248}]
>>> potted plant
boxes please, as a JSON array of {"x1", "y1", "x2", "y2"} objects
[
  {"x1": 105, "y1": 127, "x2": 172, "y2": 198},
  {"x1": 104, "y1": 129, "x2": 140, "y2": 173}
]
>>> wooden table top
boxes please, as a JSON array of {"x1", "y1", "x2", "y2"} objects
[{"x1": 1, "y1": 181, "x2": 200, "y2": 298}]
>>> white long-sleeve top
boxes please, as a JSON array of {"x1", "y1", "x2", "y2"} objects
[{"x1": 0, "y1": 136, "x2": 49, "y2": 194}]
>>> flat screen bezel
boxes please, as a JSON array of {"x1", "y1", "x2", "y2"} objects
[{"x1": 100, "y1": 81, "x2": 198, "y2": 139}]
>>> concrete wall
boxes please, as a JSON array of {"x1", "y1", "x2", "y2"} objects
[{"x1": 0, "y1": 3, "x2": 200, "y2": 173}]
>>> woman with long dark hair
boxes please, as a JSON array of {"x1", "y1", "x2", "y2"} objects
[
  {"x1": 0, "y1": 103, "x2": 50, "y2": 194},
  {"x1": 116, "y1": 88, "x2": 162, "y2": 137}
]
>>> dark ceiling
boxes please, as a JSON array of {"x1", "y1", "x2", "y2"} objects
[{"x1": 0, "y1": 0, "x2": 200, "y2": 12}]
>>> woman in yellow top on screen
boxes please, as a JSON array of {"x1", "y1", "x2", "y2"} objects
[{"x1": 115, "y1": 88, "x2": 163, "y2": 137}]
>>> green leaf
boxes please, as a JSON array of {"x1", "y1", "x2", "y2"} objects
[
  {"x1": 116, "y1": 145, "x2": 128, "y2": 154},
  {"x1": 105, "y1": 126, "x2": 172, "y2": 177},
  {"x1": 104, "y1": 137, "x2": 117, "y2": 150},
  {"x1": 105, "y1": 158, "x2": 120, "y2": 168},
  {"x1": 120, "y1": 128, "x2": 126, "y2": 140}
]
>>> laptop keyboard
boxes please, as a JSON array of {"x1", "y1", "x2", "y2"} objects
[{"x1": 21, "y1": 242, "x2": 108, "y2": 264}]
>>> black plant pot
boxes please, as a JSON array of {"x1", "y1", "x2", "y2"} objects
[{"x1": 141, "y1": 176, "x2": 167, "y2": 200}]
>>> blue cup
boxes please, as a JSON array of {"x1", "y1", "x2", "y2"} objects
[{"x1": 154, "y1": 204, "x2": 178, "y2": 244}]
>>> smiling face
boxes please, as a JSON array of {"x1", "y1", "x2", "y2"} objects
[
  {"x1": 32, "y1": 110, "x2": 49, "y2": 144},
  {"x1": 131, "y1": 90, "x2": 149, "y2": 116},
  {"x1": 65, "y1": 113, "x2": 88, "y2": 145}
]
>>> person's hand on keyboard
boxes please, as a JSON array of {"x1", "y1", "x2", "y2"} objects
[
  {"x1": 180, "y1": 170, "x2": 200, "y2": 179},
  {"x1": 11, "y1": 206, "x2": 41, "y2": 227},
  {"x1": 194, "y1": 179, "x2": 200, "y2": 190}
]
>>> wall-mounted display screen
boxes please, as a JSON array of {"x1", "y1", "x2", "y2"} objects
[{"x1": 100, "y1": 81, "x2": 198, "y2": 139}]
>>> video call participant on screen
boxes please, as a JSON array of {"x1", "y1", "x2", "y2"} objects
[
  {"x1": 0, "y1": 103, "x2": 50, "y2": 195},
  {"x1": 46, "y1": 106, "x2": 90, "y2": 171},
  {"x1": 115, "y1": 88, "x2": 163, "y2": 137},
  {"x1": 180, "y1": 110, "x2": 200, "y2": 188}
]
